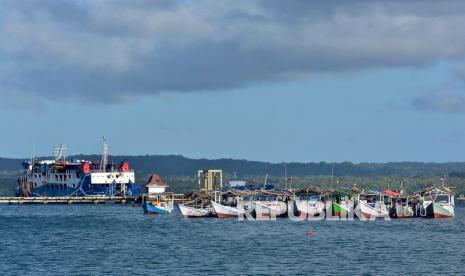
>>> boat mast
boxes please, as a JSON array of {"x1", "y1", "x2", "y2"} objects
[
  {"x1": 283, "y1": 163, "x2": 288, "y2": 189},
  {"x1": 330, "y1": 163, "x2": 334, "y2": 187}
]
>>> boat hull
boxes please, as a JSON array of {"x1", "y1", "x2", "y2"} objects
[
  {"x1": 426, "y1": 203, "x2": 454, "y2": 218},
  {"x1": 143, "y1": 202, "x2": 173, "y2": 214},
  {"x1": 391, "y1": 205, "x2": 414, "y2": 218},
  {"x1": 295, "y1": 200, "x2": 324, "y2": 217},
  {"x1": 254, "y1": 201, "x2": 287, "y2": 218},
  {"x1": 332, "y1": 201, "x2": 353, "y2": 217},
  {"x1": 356, "y1": 201, "x2": 388, "y2": 219},
  {"x1": 179, "y1": 204, "x2": 212, "y2": 218},
  {"x1": 211, "y1": 201, "x2": 244, "y2": 218}
]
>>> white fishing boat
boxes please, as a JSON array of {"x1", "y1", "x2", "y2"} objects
[
  {"x1": 178, "y1": 191, "x2": 214, "y2": 218},
  {"x1": 211, "y1": 190, "x2": 253, "y2": 218},
  {"x1": 355, "y1": 192, "x2": 389, "y2": 219},
  {"x1": 253, "y1": 200, "x2": 288, "y2": 218},
  {"x1": 179, "y1": 204, "x2": 213, "y2": 218},
  {"x1": 294, "y1": 188, "x2": 325, "y2": 217},
  {"x1": 421, "y1": 186, "x2": 455, "y2": 218}
]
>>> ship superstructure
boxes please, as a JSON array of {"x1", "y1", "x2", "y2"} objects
[{"x1": 17, "y1": 138, "x2": 140, "y2": 197}]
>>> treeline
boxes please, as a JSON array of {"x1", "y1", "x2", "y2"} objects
[
  {"x1": 1, "y1": 155, "x2": 465, "y2": 195},
  {"x1": 2, "y1": 155, "x2": 465, "y2": 178}
]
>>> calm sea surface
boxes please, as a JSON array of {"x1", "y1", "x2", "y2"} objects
[{"x1": 0, "y1": 204, "x2": 464, "y2": 275}]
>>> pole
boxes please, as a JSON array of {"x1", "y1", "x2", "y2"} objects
[{"x1": 284, "y1": 163, "x2": 288, "y2": 189}]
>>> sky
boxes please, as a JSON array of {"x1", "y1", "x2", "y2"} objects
[{"x1": 1, "y1": 0, "x2": 465, "y2": 163}]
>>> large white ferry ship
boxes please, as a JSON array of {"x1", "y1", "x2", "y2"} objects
[{"x1": 16, "y1": 138, "x2": 140, "y2": 197}]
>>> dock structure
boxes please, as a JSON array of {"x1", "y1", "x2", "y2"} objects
[
  {"x1": 198, "y1": 169, "x2": 223, "y2": 191},
  {"x1": 0, "y1": 194, "x2": 187, "y2": 205},
  {"x1": 0, "y1": 196, "x2": 140, "y2": 204}
]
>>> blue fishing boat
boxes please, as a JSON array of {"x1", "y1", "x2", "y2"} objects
[{"x1": 142, "y1": 175, "x2": 174, "y2": 214}]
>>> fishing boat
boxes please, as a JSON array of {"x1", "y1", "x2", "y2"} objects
[
  {"x1": 421, "y1": 186, "x2": 455, "y2": 218},
  {"x1": 294, "y1": 187, "x2": 325, "y2": 217},
  {"x1": 253, "y1": 191, "x2": 290, "y2": 218},
  {"x1": 179, "y1": 204, "x2": 213, "y2": 218},
  {"x1": 143, "y1": 194, "x2": 174, "y2": 214},
  {"x1": 178, "y1": 191, "x2": 214, "y2": 218},
  {"x1": 385, "y1": 188, "x2": 414, "y2": 218},
  {"x1": 331, "y1": 191, "x2": 354, "y2": 218},
  {"x1": 355, "y1": 191, "x2": 389, "y2": 219},
  {"x1": 142, "y1": 174, "x2": 174, "y2": 214},
  {"x1": 211, "y1": 190, "x2": 253, "y2": 218}
]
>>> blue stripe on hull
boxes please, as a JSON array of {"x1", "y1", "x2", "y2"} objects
[
  {"x1": 26, "y1": 174, "x2": 141, "y2": 197},
  {"x1": 143, "y1": 203, "x2": 170, "y2": 214}
]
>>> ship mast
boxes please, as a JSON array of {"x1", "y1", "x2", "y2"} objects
[
  {"x1": 100, "y1": 136, "x2": 109, "y2": 171},
  {"x1": 52, "y1": 144, "x2": 67, "y2": 161}
]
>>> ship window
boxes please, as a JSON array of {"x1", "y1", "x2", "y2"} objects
[
  {"x1": 435, "y1": 194, "x2": 449, "y2": 203},
  {"x1": 64, "y1": 184, "x2": 67, "y2": 188},
  {"x1": 64, "y1": 175, "x2": 67, "y2": 181}
]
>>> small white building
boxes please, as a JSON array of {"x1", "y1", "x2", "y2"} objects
[{"x1": 145, "y1": 175, "x2": 169, "y2": 194}]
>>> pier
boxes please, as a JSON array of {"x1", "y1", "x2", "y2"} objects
[
  {"x1": 0, "y1": 196, "x2": 141, "y2": 204},
  {"x1": 0, "y1": 194, "x2": 187, "y2": 204}
]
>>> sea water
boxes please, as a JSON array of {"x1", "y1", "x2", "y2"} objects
[{"x1": 0, "y1": 205, "x2": 463, "y2": 275}]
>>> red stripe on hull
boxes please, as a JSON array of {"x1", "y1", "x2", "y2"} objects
[
  {"x1": 216, "y1": 213, "x2": 238, "y2": 218},
  {"x1": 396, "y1": 214, "x2": 413, "y2": 218},
  {"x1": 298, "y1": 212, "x2": 309, "y2": 218},
  {"x1": 434, "y1": 213, "x2": 453, "y2": 219},
  {"x1": 146, "y1": 211, "x2": 158, "y2": 215},
  {"x1": 361, "y1": 212, "x2": 371, "y2": 219},
  {"x1": 256, "y1": 213, "x2": 271, "y2": 219}
]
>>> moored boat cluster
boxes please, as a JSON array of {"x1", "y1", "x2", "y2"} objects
[{"x1": 142, "y1": 171, "x2": 456, "y2": 220}]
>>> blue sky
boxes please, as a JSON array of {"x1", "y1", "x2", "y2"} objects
[{"x1": 1, "y1": 1, "x2": 465, "y2": 162}]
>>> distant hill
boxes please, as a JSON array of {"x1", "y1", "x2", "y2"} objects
[
  {"x1": 2, "y1": 155, "x2": 465, "y2": 178},
  {"x1": 2, "y1": 155, "x2": 465, "y2": 195}
]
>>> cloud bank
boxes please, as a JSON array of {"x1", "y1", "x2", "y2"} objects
[{"x1": 2, "y1": 0, "x2": 465, "y2": 104}]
